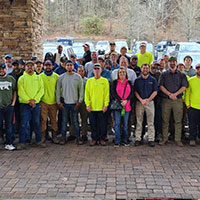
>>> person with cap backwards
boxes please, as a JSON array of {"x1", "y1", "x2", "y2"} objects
[
  {"x1": 128, "y1": 55, "x2": 141, "y2": 77},
  {"x1": 158, "y1": 56, "x2": 188, "y2": 147},
  {"x1": 39, "y1": 60, "x2": 60, "y2": 145},
  {"x1": 117, "y1": 46, "x2": 130, "y2": 64},
  {"x1": 76, "y1": 43, "x2": 91, "y2": 66},
  {"x1": 185, "y1": 64, "x2": 200, "y2": 146},
  {"x1": 56, "y1": 60, "x2": 84, "y2": 145},
  {"x1": 35, "y1": 59, "x2": 43, "y2": 75},
  {"x1": 104, "y1": 42, "x2": 119, "y2": 60},
  {"x1": 9, "y1": 60, "x2": 24, "y2": 137},
  {"x1": 0, "y1": 63, "x2": 17, "y2": 151},
  {"x1": 84, "y1": 51, "x2": 98, "y2": 78},
  {"x1": 17, "y1": 60, "x2": 44, "y2": 150},
  {"x1": 4, "y1": 54, "x2": 13, "y2": 75},
  {"x1": 85, "y1": 63, "x2": 110, "y2": 146},
  {"x1": 136, "y1": 42, "x2": 154, "y2": 68}
]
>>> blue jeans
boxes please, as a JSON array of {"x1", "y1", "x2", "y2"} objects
[
  {"x1": 61, "y1": 104, "x2": 80, "y2": 141},
  {"x1": 0, "y1": 105, "x2": 14, "y2": 145},
  {"x1": 114, "y1": 111, "x2": 130, "y2": 143},
  {"x1": 19, "y1": 103, "x2": 41, "y2": 144}
]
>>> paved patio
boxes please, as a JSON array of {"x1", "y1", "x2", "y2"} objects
[{"x1": 0, "y1": 140, "x2": 200, "y2": 199}]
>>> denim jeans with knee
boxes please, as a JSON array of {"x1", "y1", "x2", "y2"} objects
[
  {"x1": 114, "y1": 110, "x2": 130, "y2": 143},
  {"x1": 61, "y1": 104, "x2": 80, "y2": 141},
  {"x1": 0, "y1": 105, "x2": 14, "y2": 145},
  {"x1": 19, "y1": 103, "x2": 41, "y2": 144}
]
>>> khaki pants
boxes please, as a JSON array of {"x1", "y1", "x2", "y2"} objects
[
  {"x1": 40, "y1": 102, "x2": 58, "y2": 132},
  {"x1": 135, "y1": 101, "x2": 155, "y2": 141},
  {"x1": 162, "y1": 98, "x2": 183, "y2": 142}
]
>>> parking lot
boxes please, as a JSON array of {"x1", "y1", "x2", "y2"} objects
[{"x1": 1, "y1": 140, "x2": 200, "y2": 199}]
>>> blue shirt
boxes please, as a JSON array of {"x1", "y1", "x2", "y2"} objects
[
  {"x1": 111, "y1": 64, "x2": 120, "y2": 71},
  {"x1": 90, "y1": 68, "x2": 112, "y2": 82},
  {"x1": 134, "y1": 75, "x2": 158, "y2": 99},
  {"x1": 54, "y1": 64, "x2": 67, "y2": 75}
]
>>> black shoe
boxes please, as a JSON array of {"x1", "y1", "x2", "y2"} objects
[
  {"x1": 148, "y1": 141, "x2": 155, "y2": 147},
  {"x1": 122, "y1": 142, "x2": 130, "y2": 147},
  {"x1": 134, "y1": 140, "x2": 141, "y2": 146},
  {"x1": 67, "y1": 135, "x2": 76, "y2": 141},
  {"x1": 76, "y1": 139, "x2": 83, "y2": 145},
  {"x1": 82, "y1": 135, "x2": 88, "y2": 142}
]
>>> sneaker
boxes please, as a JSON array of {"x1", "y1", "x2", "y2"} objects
[
  {"x1": 82, "y1": 135, "x2": 88, "y2": 142},
  {"x1": 100, "y1": 140, "x2": 106, "y2": 146},
  {"x1": 5, "y1": 144, "x2": 16, "y2": 151},
  {"x1": 134, "y1": 140, "x2": 141, "y2": 146},
  {"x1": 67, "y1": 135, "x2": 76, "y2": 141},
  {"x1": 176, "y1": 141, "x2": 184, "y2": 147},
  {"x1": 122, "y1": 142, "x2": 130, "y2": 147},
  {"x1": 90, "y1": 140, "x2": 96, "y2": 146},
  {"x1": 190, "y1": 140, "x2": 196, "y2": 147},
  {"x1": 114, "y1": 143, "x2": 120, "y2": 147},
  {"x1": 76, "y1": 139, "x2": 83, "y2": 145},
  {"x1": 159, "y1": 139, "x2": 168, "y2": 146},
  {"x1": 17, "y1": 144, "x2": 26, "y2": 150},
  {"x1": 148, "y1": 141, "x2": 155, "y2": 147}
]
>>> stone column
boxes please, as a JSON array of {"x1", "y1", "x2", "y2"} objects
[{"x1": 0, "y1": 0, "x2": 44, "y2": 60}]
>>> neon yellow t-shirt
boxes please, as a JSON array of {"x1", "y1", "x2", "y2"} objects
[{"x1": 136, "y1": 51, "x2": 154, "y2": 67}]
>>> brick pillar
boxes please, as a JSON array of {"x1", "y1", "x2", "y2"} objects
[{"x1": 0, "y1": 0, "x2": 44, "y2": 60}]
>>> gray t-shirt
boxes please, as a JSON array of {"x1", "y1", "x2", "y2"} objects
[
  {"x1": 56, "y1": 72, "x2": 83, "y2": 104},
  {"x1": 0, "y1": 75, "x2": 16, "y2": 108},
  {"x1": 84, "y1": 61, "x2": 95, "y2": 77}
]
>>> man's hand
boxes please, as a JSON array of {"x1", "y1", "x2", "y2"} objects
[
  {"x1": 169, "y1": 93, "x2": 177, "y2": 101},
  {"x1": 103, "y1": 106, "x2": 108, "y2": 113},
  {"x1": 74, "y1": 102, "x2": 81, "y2": 110},
  {"x1": 187, "y1": 105, "x2": 191, "y2": 109},
  {"x1": 58, "y1": 103, "x2": 64, "y2": 110},
  {"x1": 29, "y1": 99, "x2": 36, "y2": 108},
  {"x1": 86, "y1": 106, "x2": 91, "y2": 112}
]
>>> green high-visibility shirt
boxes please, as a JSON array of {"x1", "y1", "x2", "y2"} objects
[
  {"x1": 185, "y1": 76, "x2": 200, "y2": 109},
  {"x1": 40, "y1": 72, "x2": 59, "y2": 104},
  {"x1": 85, "y1": 77, "x2": 110, "y2": 111},
  {"x1": 136, "y1": 51, "x2": 154, "y2": 67}
]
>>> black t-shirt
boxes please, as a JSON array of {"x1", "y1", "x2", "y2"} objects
[{"x1": 83, "y1": 50, "x2": 91, "y2": 66}]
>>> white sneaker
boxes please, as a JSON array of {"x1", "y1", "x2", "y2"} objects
[{"x1": 5, "y1": 144, "x2": 16, "y2": 151}]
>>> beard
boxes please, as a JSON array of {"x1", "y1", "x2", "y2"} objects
[
  {"x1": 142, "y1": 71, "x2": 149, "y2": 76},
  {"x1": 0, "y1": 73, "x2": 6, "y2": 77}
]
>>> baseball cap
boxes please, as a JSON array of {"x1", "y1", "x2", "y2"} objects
[
  {"x1": 152, "y1": 60, "x2": 160, "y2": 65},
  {"x1": 66, "y1": 60, "x2": 73, "y2": 65},
  {"x1": 44, "y1": 60, "x2": 52, "y2": 65},
  {"x1": 110, "y1": 42, "x2": 116, "y2": 45},
  {"x1": 0, "y1": 63, "x2": 6, "y2": 68},
  {"x1": 25, "y1": 60, "x2": 34, "y2": 65},
  {"x1": 83, "y1": 43, "x2": 90, "y2": 48},
  {"x1": 12, "y1": 60, "x2": 20, "y2": 65},
  {"x1": 131, "y1": 55, "x2": 138, "y2": 60},
  {"x1": 168, "y1": 56, "x2": 177, "y2": 61},
  {"x1": 93, "y1": 63, "x2": 101, "y2": 69},
  {"x1": 35, "y1": 59, "x2": 43, "y2": 64},
  {"x1": 140, "y1": 42, "x2": 146, "y2": 47},
  {"x1": 120, "y1": 46, "x2": 127, "y2": 50},
  {"x1": 70, "y1": 53, "x2": 77, "y2": 58},
  {"x1": 4, "y1": 54, "x2": 12, "y2": 59},
  {"x1": 195, "y1": 64, "x2": 200, "y2": 69}
]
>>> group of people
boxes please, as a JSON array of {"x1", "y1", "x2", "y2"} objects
[{"x1": 0, "y1": 41, "x2": 200, "y2": 151}]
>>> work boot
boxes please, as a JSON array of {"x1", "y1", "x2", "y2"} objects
[
  {"x1": 52, "y1": 131, "x2": 60, "y2": 144},
  {"x1": 159, "y1": 139, "x2": 168, "y2": 146},
  {"x1": 189, "y1": 140, "x2": 196, "y2": 147}
]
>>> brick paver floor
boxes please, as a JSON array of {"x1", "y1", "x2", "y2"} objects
[{"x1": 1, "y1": 140, "x2": 200, "y2": 199}]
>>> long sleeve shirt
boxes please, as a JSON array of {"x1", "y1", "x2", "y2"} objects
[
  {"x1": 56, "y1": 72, "x2": 83, "y2": 104},
  {"x1": 85, "y1": 77, "x2": 110, "y2": 111}
]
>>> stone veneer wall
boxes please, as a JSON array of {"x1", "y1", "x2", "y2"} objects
[{"x1": 0, "y1": 0, "x2": 44, "y2": 60}]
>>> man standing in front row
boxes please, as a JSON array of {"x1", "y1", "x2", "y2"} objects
[
  {"x1": 17, "y1": 61, "x2": 44, "y2": 150},
  {"x1": 56, "y1": 60, "x2": 84, "y2": 145},
  {"x1": 0, "y1": 63, "x2": 16, "y2": 151},
  {"x1": 158, "y1": 57, "x2": 188, "y2": 147},
  {"x1": 185, "y1": 64, "x2": 200, "y2": 146},
  {"x1": 134, "y1": 64, "x2": 158, "y2": 147},
  {"x1": 85, "y1": 63, "x2": 110, "y2": 146}
]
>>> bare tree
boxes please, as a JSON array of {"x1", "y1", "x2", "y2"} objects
[{"x1": 176, "y1": 0, "x2": 200, "y2": 41}]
